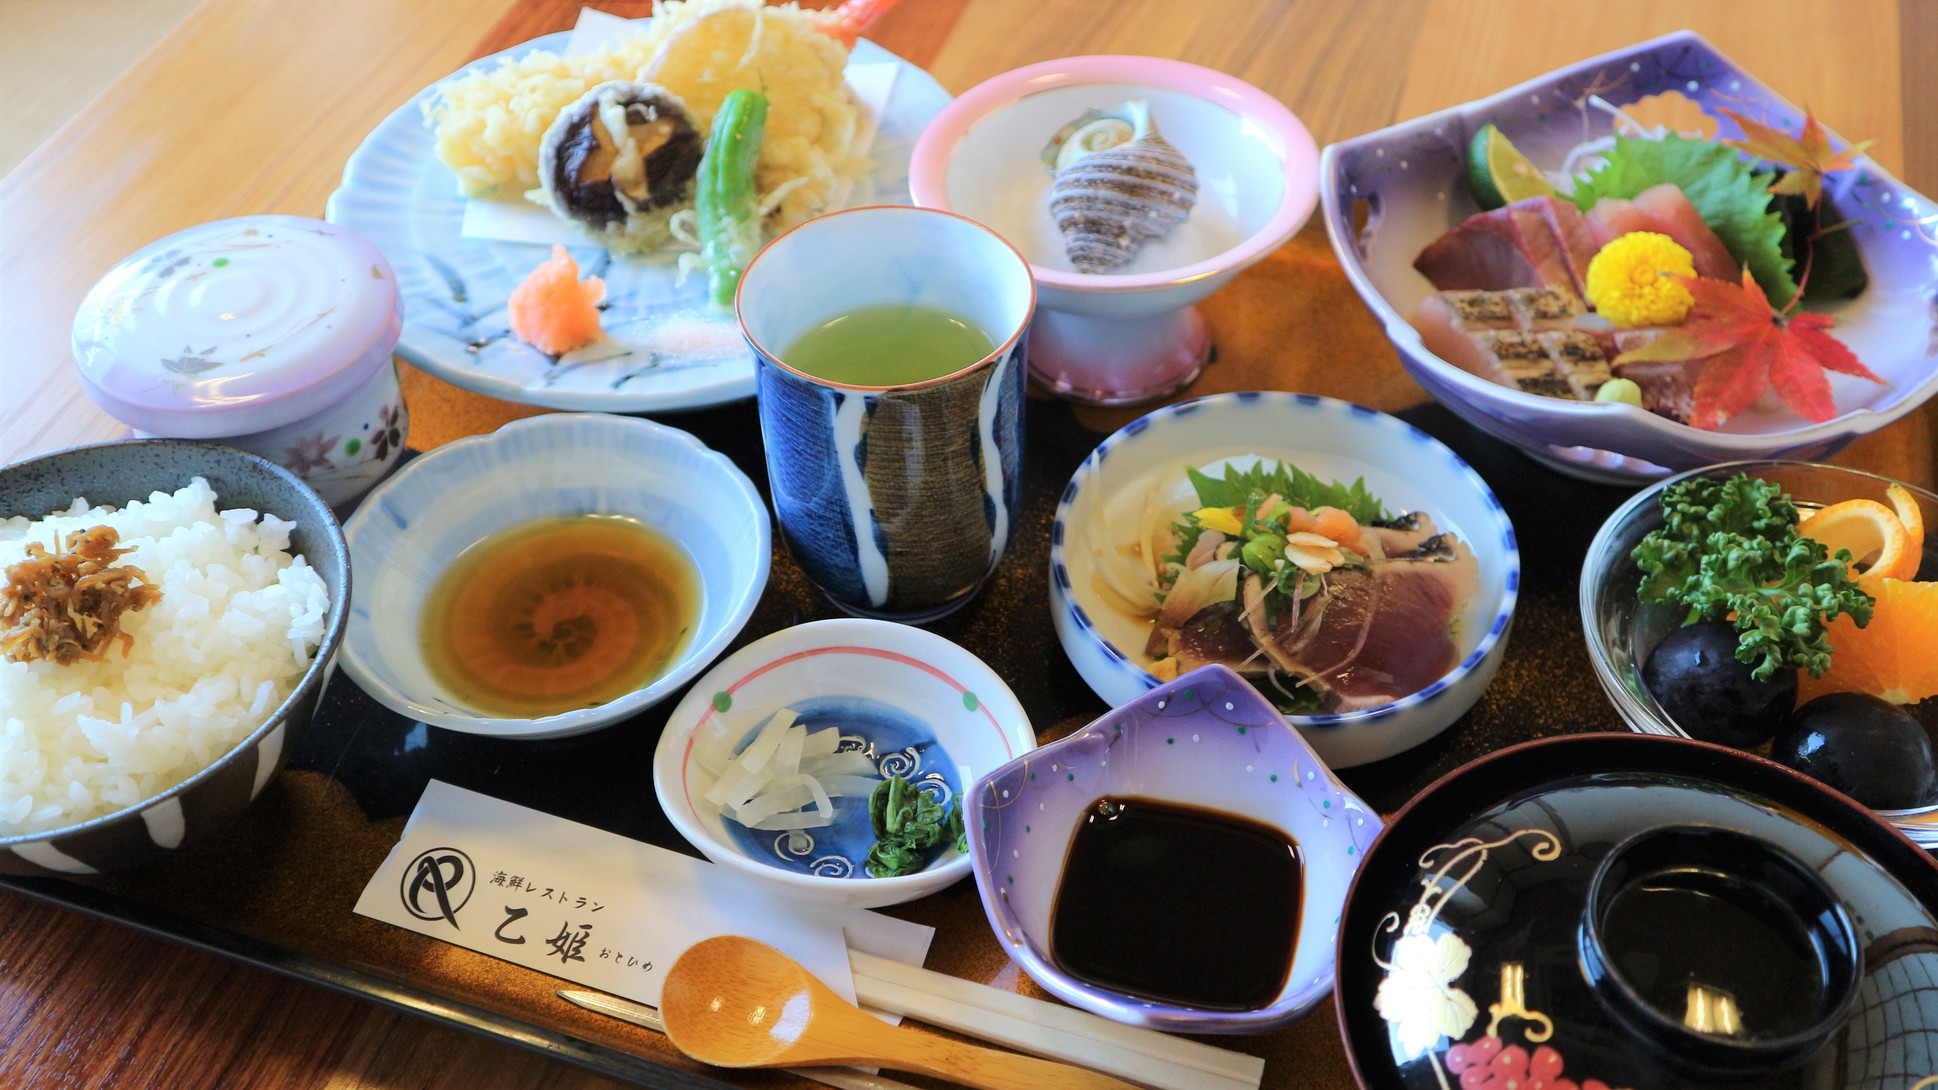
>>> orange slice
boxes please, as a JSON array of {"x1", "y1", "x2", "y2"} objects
[
  {"x1": 1797, "y1": 578, "x2": 1938, "y2": 706},
  {"x1": 1887, "y1": 483, "x2": 1926, "y2": 565},
  {"x1": 1799, "y1": 494, "x2": 1921, "y2": 591}
]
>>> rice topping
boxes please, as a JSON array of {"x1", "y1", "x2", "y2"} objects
[{"x1": 1, "y1": 525, "x2": 163, "y2": 666}]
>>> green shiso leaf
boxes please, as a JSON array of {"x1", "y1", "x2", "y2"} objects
[
  {"x1": 1185, "y1": 461, "x2": 1388, "y2": 523},
  {"x1": 1151, "y1": 458, "x2": 1403, "y2": 718},
  {"x1": 1571, "y1": 135, "x2": 1796, "y2": 305},
  {"x1": 1159, "y1": 461, "x2": 1388, "y2": 578}
]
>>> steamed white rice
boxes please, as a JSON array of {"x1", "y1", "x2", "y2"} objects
[{"x1": 0, "y1": 478, "x2": 330, "y2": 836}]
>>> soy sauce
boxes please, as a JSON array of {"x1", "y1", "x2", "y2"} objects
[{"x1": 1049, "y1": 798, "x2": 1301, "y2": 1010}]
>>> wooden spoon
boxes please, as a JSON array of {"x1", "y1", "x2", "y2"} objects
[{"x1": 660, "y1": 936, "x2": 1147, "y2": 1090}]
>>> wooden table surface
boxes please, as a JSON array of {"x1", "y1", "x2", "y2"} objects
[{"x1": 1, "y1": 1, "x2": 1933, "y2": 1087}]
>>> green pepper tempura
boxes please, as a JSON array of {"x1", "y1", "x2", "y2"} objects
[{"x1": 694, "y1": 88, "x2": 769, "y2": 310}]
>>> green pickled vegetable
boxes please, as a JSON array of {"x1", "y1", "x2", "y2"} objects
[
  {"x1": 864, "y1": 775, "x2": 963, "y2": 878},
  {"x1": 695, "y1": 89, "x2": 769, "y2": 310}
]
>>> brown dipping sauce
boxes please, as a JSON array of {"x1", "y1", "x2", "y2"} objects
[
  {"x1": 420, "y1": 516, "x2": 697, "y2": 718},
  {"x1": 1049, "y1": 797, "x2": 1302, "y2": 1011}
]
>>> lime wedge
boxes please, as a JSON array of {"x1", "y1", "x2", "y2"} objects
[{"x1": 1467, "y1": 124, "x2": 1557, "y2": 210}]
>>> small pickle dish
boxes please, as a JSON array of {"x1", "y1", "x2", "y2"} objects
[{"x1": 654, "y1": 619, "x2": 1036, "y2": 909}]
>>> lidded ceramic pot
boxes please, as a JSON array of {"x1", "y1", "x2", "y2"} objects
[{"x1": 71, "y1": 215, "x2": 407, "y2": 507}]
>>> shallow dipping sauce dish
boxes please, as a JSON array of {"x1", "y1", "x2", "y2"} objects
[
  {"x1": 338, "y1": 412, "x2": 769, "y2": 739},
  {"x1": 968, "y1": 665, "x2": 1379, "y2": 1033}
]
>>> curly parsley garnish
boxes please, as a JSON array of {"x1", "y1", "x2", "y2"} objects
[{"x1": 1633, "y1": 473, "x2": 1873, "y2": 680}]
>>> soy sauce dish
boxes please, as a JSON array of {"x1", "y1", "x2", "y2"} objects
[
  {"x1": 338, "y1": 413, "x2": 770, "y2": 739},
  {"x1": 967, "y1": 664, "x2": 1380, "y2": 1033}
]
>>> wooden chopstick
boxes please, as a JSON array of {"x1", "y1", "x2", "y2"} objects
[
  {"x1": 556, "y1": 989, "x2": 924, "y2": 1090},
  {"x1": 849, "y1": 951, "x2": 1266, "y2": 1090}
]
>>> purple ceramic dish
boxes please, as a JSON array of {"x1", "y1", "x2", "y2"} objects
[
  {"x1": 1319, "y1": 30, "x2": 1938, "y2": 484},
  {"x1": 965, "y1": 664, "x2": 1380, "y2": 1033}
]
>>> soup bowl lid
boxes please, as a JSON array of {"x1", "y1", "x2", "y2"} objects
[{"x1": 1336, "y1": 732, "x2": 1938, "y2": 1090}]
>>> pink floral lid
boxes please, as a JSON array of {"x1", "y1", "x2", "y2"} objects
[{"x1": 71, "y1": 215, "x2": 402, "y2": 438}]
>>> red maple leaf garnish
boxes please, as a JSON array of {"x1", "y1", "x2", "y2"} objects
[
  {"x1": 1718, "y1": 106, "x2": 1873, "y2": 209},
  {"x1": 1614, "y1": 270, "x2": 1884, "y2": 429}
]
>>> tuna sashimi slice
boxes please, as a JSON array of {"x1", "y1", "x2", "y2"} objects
[
  {"x1": 1170, "y1": 602, "x2": 1264, "y2": 673},
  {"x1": 1413, "y1": 197, "x2": 1599, "y2": 294},
  {"x1": 1529, "y1": 197, "x2": 1600, "y2": 296},
  {"x1": 1585, "y1": 183, "x2": 1739, "y2": 281},
  {"x1": 1322, "y1": 541, "x2": 1478, "y2": 710}
]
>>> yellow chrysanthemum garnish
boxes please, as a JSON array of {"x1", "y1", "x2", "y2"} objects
[
  {"x1": 1585, "y1": 232, "x2": 1697, "y2": 328},
  {"x1": 1191, "y1": 507, "x2": 1244, "y2": 536}
]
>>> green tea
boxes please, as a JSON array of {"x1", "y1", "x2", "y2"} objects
[{"x1": 782, "y1": 303, "x2": 995, "y2": 386}]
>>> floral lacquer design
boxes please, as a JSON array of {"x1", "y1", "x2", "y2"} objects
[
  {"x1": 1375, "y1": 929, "x2": 1479, "y2": 1058},
  {"x1": 1370, "y1": 828, "x2": 1628, "y2": 1089}
]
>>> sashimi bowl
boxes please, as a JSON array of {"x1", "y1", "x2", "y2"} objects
[
  {"x1": 910, "y1": 54, "x2": 1319, "y2": 406},
  {"x1": 653, "y1": 619, "x2": 1036, "y2": 909},
  {"x1": 1320, "y1": 29, "x2": 1938, "y2": 483},
  {"x1": 0, "y1": 440, "x2": 348, "y2": 875},
  {"x1": 966, "y1": 664, "x2": 1381, "y2": 1033},
  {"x1": 1050, "y1": 392, "x2": 1518, "y2": 769}
]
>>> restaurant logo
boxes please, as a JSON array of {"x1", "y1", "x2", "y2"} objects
[{"x1": 401, "y1": 846, "x2": 475, "y2": 930}]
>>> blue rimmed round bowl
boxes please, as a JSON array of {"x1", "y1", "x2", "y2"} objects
[
  {"x1": 967, "y1": 664, "x2": 1381, "y2": 1033},
  {"x1": 338, "y1": 413, "x2": 770, "y2": 739},
  {"x1": 1049, "y1": 391, "x2": 1518, "y2": 768}
]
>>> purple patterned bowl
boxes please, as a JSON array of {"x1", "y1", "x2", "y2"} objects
[
  {"x1": 1319, "y1": 30, "x2": 1938, "y2": 483},
  {"x1": 965, "y1": 664, "x2": 1380, "y2": 1033}
]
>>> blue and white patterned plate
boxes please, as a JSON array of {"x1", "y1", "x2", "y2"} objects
[{"x1": 324, "y1": 33, "x2": 951, "y2": 413}]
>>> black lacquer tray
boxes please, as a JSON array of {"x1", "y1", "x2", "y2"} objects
[{"x1": 0, "y1": 393, "x2": 1636, "y2": 1089}]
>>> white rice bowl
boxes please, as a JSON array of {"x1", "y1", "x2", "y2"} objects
[{"x1": 0, "y1": 478, "x2": 330, "y2": 835}]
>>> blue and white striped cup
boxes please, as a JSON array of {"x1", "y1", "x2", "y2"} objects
[{"x1": 739, "y1": 206, "x2": 1034, "y2": 622}]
